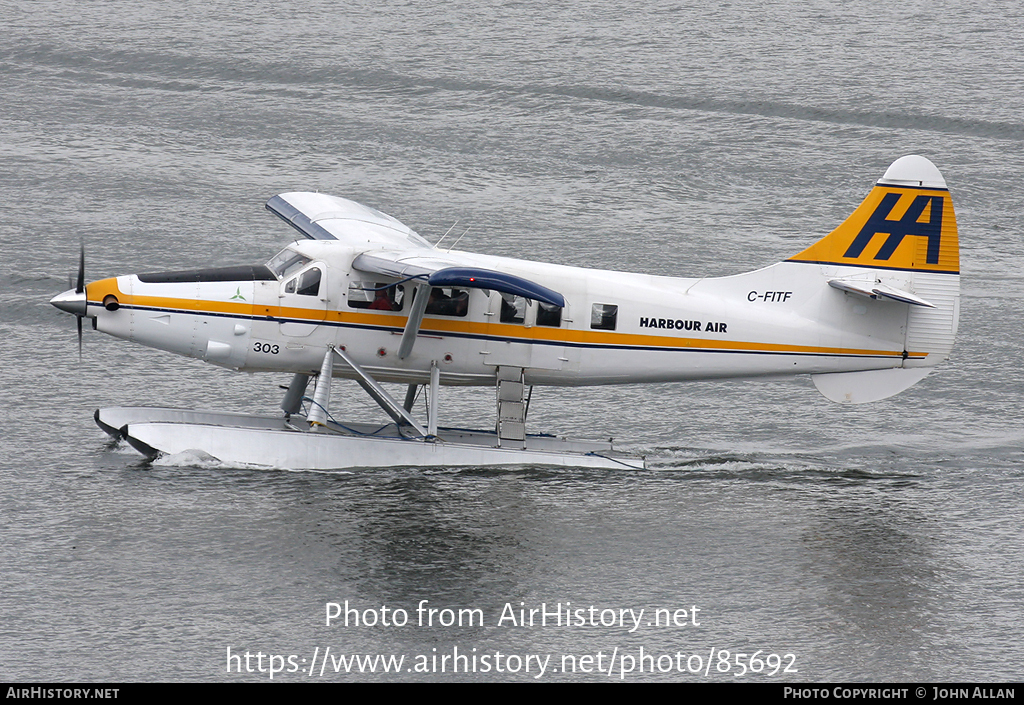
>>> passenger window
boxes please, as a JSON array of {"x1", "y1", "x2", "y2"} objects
[
  {"x1": 348, "y1": 281, "x2": 405, "y2": 311},
  {"x1": 591, "y1": 303, "x2": 618, "y2": 330},
  {"x1": 536, "y1": 302, "x2": 562, "y2": 327},
  {"x1": 499, "y1": 294, "x2": 526, "y2": 323},
  {"x1": 424, "y1": 287, "x2": 469, "y2": 317}
]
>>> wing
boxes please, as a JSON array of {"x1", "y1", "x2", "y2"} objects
[
  {"x1": 267, "y1": 192, "x2": 565, "y2": 308},
  {"x1": 267, "y1": 192, "x2": 567, "y2": 360},
  {"x1": 266, "y1": 192, "x2": 433, "y2": 248}
]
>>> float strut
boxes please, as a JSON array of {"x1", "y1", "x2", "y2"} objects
[
  {"x1": 403, "y1": 384, "x2": 418, "y2": 413},
  {"x1": 428, "y1": 360, "x2": 439, "y2": 437},
  {"x1": 281, "y1": 373, "x2": 311, "y2": 417},
  {"x1": 331, "y1": 347, "x2": 429, "y2": 437},
  {"x1": 307, "y1": 348, "x2": 335, "y2": 429}
]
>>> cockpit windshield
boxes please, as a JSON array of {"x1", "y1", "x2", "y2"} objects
[{"x1": 266, "y1": 248, "x2": 312, "y2": 279}]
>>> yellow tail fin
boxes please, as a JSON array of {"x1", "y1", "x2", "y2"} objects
[{"x1": 788, "y1": 155, "x2": 959, "y2": 275}]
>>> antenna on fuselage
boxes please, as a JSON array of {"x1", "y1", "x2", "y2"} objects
[
  {"x1": 446, "y1": 227, "x2": 471, "y2": 252},
  {"x1": 433, "y1": 220, "x2": 459, "y2": 249}
]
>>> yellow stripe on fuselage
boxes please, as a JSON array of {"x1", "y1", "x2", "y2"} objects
[{"x1": 87, "y1": 278, "x2": 921, "y2": 360}]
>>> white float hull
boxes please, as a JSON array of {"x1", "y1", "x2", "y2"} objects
[{"x1": 97, "y1": 407, "x2": 644, "y2": 471}]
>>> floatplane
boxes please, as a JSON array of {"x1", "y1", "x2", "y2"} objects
[{"x1": 51, "y1": 155, "x2": 959, "y2": 471}]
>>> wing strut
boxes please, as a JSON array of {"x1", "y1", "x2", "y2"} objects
[{"x1": 398, "y1": 283, "x2": 431, "y2": 360}]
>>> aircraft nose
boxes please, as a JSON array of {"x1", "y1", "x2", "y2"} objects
[{"x1": 50, "y1": 288, "x2": 88, "y2": 316}]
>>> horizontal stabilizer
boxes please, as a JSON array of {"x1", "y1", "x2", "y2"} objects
[
  {"x1": 827, "y1": 279, "x2": 936, "y2": 307},
  {"x1": 812, "y1": 368, "x2": 932, "y2": 404}
]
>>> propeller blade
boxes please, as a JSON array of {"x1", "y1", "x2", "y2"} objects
[
  {"x1": 78, "y1": 243, "x2": 85, "y2": 359},
  {"x1": 76, "y1": 243, "x2": 85, "y2": 294}
]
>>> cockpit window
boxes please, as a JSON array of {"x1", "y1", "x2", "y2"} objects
[
  {"x1": 266, "y1": 248, "x2": 312, "y2": 279},
  {"x1": 284, "y1": 266, "x2": 322, "y2": 297},
  {"x1": 296, "y1": 267, "x2": 321, "y2": 296}
]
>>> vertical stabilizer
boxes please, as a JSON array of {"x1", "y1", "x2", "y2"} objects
[
  {"x1": 791, "y1": 156, "x2": 960, "y2": 402},
  {"x1": 787, "y1": 155, "x2": 959, "y2": 276}
]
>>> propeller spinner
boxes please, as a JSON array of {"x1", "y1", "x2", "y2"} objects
[{"x1": 50, "y1": 245, "x2": 88, "y2": 357}]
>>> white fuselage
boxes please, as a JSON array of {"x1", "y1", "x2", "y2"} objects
[
  {"x1": 85, "y1": 238, "x2": 953, "y2": 388},
  {"x1": 53, "y1": 156, "x2": 960, "y2": 419}
]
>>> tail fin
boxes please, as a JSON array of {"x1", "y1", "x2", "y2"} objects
[
  {"x1": 787, "y1": 155, "x2": 959, "y2": 275},
  {"x1": 793, "y1": 156, "x2": 960, "y2": 403}
]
